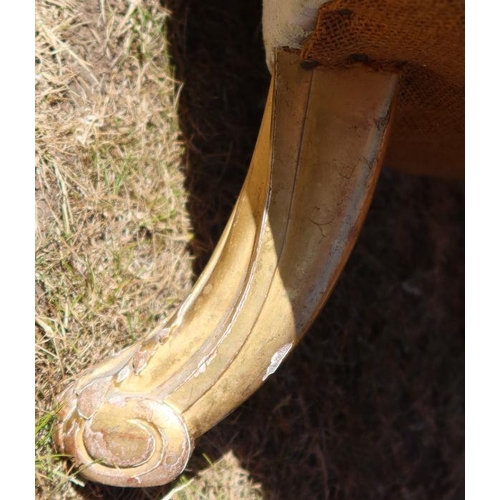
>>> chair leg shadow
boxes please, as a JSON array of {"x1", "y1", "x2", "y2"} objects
[{"x1": 79, "y1": 2, "x2": 464, "y2": 498}]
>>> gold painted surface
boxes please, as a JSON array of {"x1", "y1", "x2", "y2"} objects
[{"x1": 54, "y1": 50, "x2": 399, "y2": 487}]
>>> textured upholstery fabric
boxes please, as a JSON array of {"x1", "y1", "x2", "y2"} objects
[{"x1": 300, "y1": 0, "x2": 464, "y2": 177}]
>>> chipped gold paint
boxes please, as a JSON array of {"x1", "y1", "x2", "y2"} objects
[{"x1": 54, "y1": 50, "x2": 399, "y2": 487}]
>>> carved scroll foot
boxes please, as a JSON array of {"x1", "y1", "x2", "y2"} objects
[{"x1": 54, "y1": 50, "x2": 399, "y2": 487}]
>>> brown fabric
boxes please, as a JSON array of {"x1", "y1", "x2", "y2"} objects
[{"x1": 301, "y1": 0, "x2": 464, "y2": 178}]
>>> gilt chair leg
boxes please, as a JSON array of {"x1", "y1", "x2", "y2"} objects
[{"x1": 54, "y1": 49, "x2": 399, "y2": 487}]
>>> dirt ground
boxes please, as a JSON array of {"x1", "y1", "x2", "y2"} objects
[{"x1": 35, "y1": 0, "x2": 464, "y2": 498}]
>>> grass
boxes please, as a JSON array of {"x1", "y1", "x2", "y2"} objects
[
  {"x1": 35, "y1": 0, "x2": 196, "y2": 497},
  {"x1": 35, "y1": 0, "x2": 464, "y2": 499}
]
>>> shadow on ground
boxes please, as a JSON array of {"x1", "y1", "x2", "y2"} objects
[
  {"x1": 87, "y1": 1, "x2": 464, "y2": 498},
  {"x1": 165, "y1": 1, "x2": 464, "y2": 498}
]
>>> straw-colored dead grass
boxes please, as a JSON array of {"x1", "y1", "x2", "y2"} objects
[{"x1": 35, "y1": 1, "x2": 260, "y2": 498}]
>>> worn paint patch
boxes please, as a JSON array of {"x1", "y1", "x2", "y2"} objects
[
  {"x1": 76, "y1": 377, "x2": 110, "y2": 419},
  {"x1": 192, "y1": 351, "x2": 217, "y2": 378},
  {"x1": 116, "y1": 365, "x2": 130, "y2": 383},
  {"x1": 263, "y1": 343, "x2": 293, "y2": 381}
]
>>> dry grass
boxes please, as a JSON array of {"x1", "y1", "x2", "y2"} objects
[
  {"x1": 36, "y1": 1, "x2": 464, "y2": 499},
  {"x1": 35, "y1": 0, "x2": 229, "y2": 497},
  {"x1": 35, "y1": 0, "x2": 267, "y2": 497}
]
